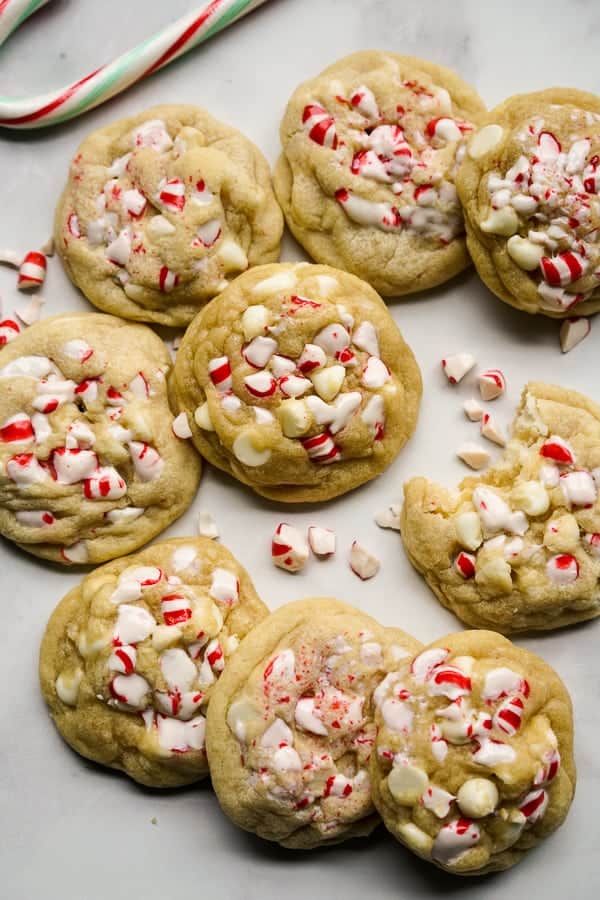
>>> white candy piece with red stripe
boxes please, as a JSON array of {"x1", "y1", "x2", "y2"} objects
[
  {"x1": 160, "y1": 592, "x2": 192, "y2": 627},
  {"x1": 454, "y1": 551, "x2": 476, "y2": 578},
  {"x1": 559, "y1": 317, "x2": 591, "y2": 353},
  {"x1": 313, "y1": 323, "x2": 350, "y2": 357},
  {"x1": 442, "y1": 353, "x2": 476, "y2": 384},
  {"x1": 306, "y1": 392, "x2": 362, "y2": 435},
  {"x1": 242, "y1": 336, "x2": 278, "y2": 369},
  {"x1": 158, "y1": 177, "x2": 185, "y2": 212},
  {"x1": 128, "y1": 441, "x2": 164, "y2": 481},
  {"x1": 431, "y1": 819, "x2": 480, "y2": 865},
  {"x1": 457, "y1": 442, "x2": 490, "y2": 470},
  {"x1": 171, "y1": 411, "x2": 192, "y2": 439},
  {"x1": 210, "y1": 567, "x2": 239, "y2": 606},
  {"x1": 584, "y1": 532, "x2": 600, "y2": 558},
  {"x1": 15, "y1": 509, "x2": 56, "y2": 527},
  {"x1": 105, "y1": 230, "x2": 131, "y2": 266},
  {"x1": 472, "y1": 737, "x2": 516, "y2": 766},
  {"x1": 128, "y1": 371, "x2": 150, "y2": 398},
  {"x1": 272, "y1": 523, "x2": 309, "y2": 573},
  {"x1": 427, "y1": 117, "x2": 463, "y2": 143},
  {"x1": 0, "y1": 412, "x2": 34, "y2": 443},
  {"x1": 540, "y1": 252, "x2": 587, "y2": 287},
  {"x1": 244, "y1": 371, "x2": 277, "y2": 398},
  {"x1": 0, "y1": 319, "x2": 20, "y2": 345},
  {"x1": 208, "y1": 356, "x2": 232, "y2": 392},
  {"x1": 352, "y1": 320, "x2": 379, "y2": 357},
  {"x1": 362, "y1": 357, "x2": 390, "y2": 389},
  {"x1": 52, "y1": 448, "x2": 98, "y2": 484},
  {"x1": 83, "y1": 466, "x2": 127, "y2": 500},
  {"x1": 61, "y1": 541, "x2": 89, "y2": 564},
  {"x1": 421, "y1": 784, "x2": 456, "y2": 819},
  {"x1": 194, "y1": 219, "x2": 221, "y2": 247},
  {"x1": 427, "y1": 666, "x2": 472, "y2": 700},
  {"x1": 349, "y1": 541, "x2": 380, "y2": 580},
  {"x1": 410, "y1": 648, "x2": 449, "y2": 684},
  {"x1": 62, "y1": 339, "x2": 94, "y2": 363},
  {"x1": 109, "y1": 565, "x2": 162, "y2": 606},
  {"x1": 493, "y1": 696, "x2": 525, "y2": 736},
  {"x1": 132, "y1": 119, "x2": 173, "y2": 152},
  {"x1": 156, "y1": 713, "x2": 206, "y2": 753},
  {"x1": 114, "y1": 603, "x2": 156, "y2": 644},
  {"x1": 17, "y1": 251, "x2": 46, "y2": 290},
  {"x1": 110, "y1": 673, "x2": 150, "y2": 709},
  {"x1": 301, "y1": 431, "x2": 341, "y2": 464},
  {"x1": 472, "y1": 485, "x2": 527, "y2": 536},
  {"x1": 540, "y1": 435, "x2": 575, "y2": 465},
  {"x1": 546, "y1": 553, "x2": 579, "y2": 584},
  {"x1": 108, "y1": 644, "x2": 137, "y2": 674},
  {"x1": 307, "y1": 525, "x2": 336, "y2": 557},
  {"x1": 478, "y1": 369, "x2": 506, "y2": 401},
  {"x1": 381, "y1": 698, "x2": 413, "y2": 734},
  {"x1": 302, "y1": 102, "x2": 338, "y2": 149},
  {"x1": 122, "y1": 188, "x2": 147, "y2": 218},
  {"x1": 279, "y1": 373, "x2": 310, "y2": 398},
  {"x1": 297, "y1": 343, "x2": 326, "y2": 374},
  {"x1": 480, "y1": 413, "x2": 506, "y2": 447},
  {"x1": 560, "y1": 471, "x2": 597, "y2": 507},
  {"x1": 374, "y1": 504, "x2": 402, "y2": 531},
  {"x1": 519, "y1": 789, "x2": 548, "y2": 824},
  {"x1": 7, "y1": 453, "x2": 50, "y2": 485},
  {"x1": 483, "y1": 667, "x2": 529, "y2": 701}
]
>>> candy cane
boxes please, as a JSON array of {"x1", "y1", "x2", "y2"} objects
[{"x1": 0, "y1": 0, "x2": 270, "y2": 129}]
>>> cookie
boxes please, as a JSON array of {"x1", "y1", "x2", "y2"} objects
[
  {"x1": 0, "y1": 313, "x2": 201, "y2": 564},
  {"x1": 205, "y1": 598, "x2": 421, "y2": 848},
  {"x1": 39, "y1": 537, "x2": 268, "y2": 787},
  {"x1": 170, "y1": 262, "x2": 422, "y2": 503},
  {"x1": 274, "y1": 51, "x2": 486, "y2": 297},
  {"x1": 371, "y1": 631, "x2": 575, "y2": 875},
  {"x1": 457, "y1": 88, "x2": 600, "y2": 317},
  {"x1": 54, "y1": 105, "x2": 283, "y2": 326},
  {"x1": 401, "y1": 382, "x2": 600, "y2": 632}
]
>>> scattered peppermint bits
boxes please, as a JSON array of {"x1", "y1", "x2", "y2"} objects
[
  {"x1": 272, "y1": 523, "x2": 310, "y2": 573},
  {"x1": 375, "y1": 504, "x2": 402, "y2": 531},
  {"x1": 480, "y1": 412, "x2": 506, "y2": 447},
  {"x1": 349, "y1": 541, "x2": 380, "y2": 580},
  {"x1": 457, "y1": 442, "x2": 490, "y2": 470},
  {"x1": 197, "y1": 511, "x2": 219, "y2": 540},
  {"x1": 307, "y1": 526, "x2": 336, "y2": 557},
  {"x1": 559, "y1": 317, "x2": 590, "y2": 353},
  {"x1": 478, "y1": 369, "x2": 506, "y2": 401},
  {"x1": 441, "y1": 353, "x2": 476, "y2": 385}
]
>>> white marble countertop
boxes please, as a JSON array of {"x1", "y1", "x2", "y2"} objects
[{"x1": 1, "y1": 1, "x2": 599, "y2": 898}]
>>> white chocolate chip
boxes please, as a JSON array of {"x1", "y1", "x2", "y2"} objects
[
  {"x1": 388, "y1": 765, "x2": 429, "y2": 804},
  {"x1": 475, "y1": 555, "x2": 513, "y2": 593},
  {"x1": 468, "y1": 124, "x2": 504, "y2": 159},
  {"x1": 507, "y1": 235, "x2": 544, "y2": 271},
  {"x1": 481, "y1": 205, "x2": 519, "y2": 236},
  {"x1": 511, "y1": 481, "x2": 550, "y2": 516},
  {"x1": 397, "y1": 822, "x2": 433, "y2": 854},
  {"x1": 194, "y1": 402, "x2": 214, "y2": 431},
  {"x1": 311, "y1": 365, "x2": 346, "y2": 401},
  {"x1": 457, "y1": 442, "x2": 491, "y2": 470},
  {"x1": 457, "y1": 778, "x2": 499, "y2": 818},
  {"x1": 454, "y1": 512, "x2": 483, "y2": 551},
  {"x1": 217, "y1": 239, "x2": 248, "y2": 271},
  {"x1": 252, "y1": 271, "x2": 296, "y2": 296},
  {"x1": 241, "y1": 304, "x2": 270, "y2": 341},
  {"x1": 278, "y1": 399, "x2": 311, "y2": 438},
  {"x1": 232, "y1": 431, "x2": 271, "y2": 467},
  {"x1": 55, "y1": 669, "x2": 83, "y2": 706}
]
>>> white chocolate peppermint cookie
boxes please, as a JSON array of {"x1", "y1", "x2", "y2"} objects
[
  {"x1": 457, "y1": 89, "x2": 600, "y2": 317},
  {"x1": 54, "y1": 105, "x2": 283, "y2": 326},
  {"x1": 206, "y1": 598, "x2": 421, "y2": 848},
  {"x1": 274, "y1": 51, "x2": 486, "y2": 297},
  {"x1": 39, "y1": 538, "x2": 267, "y2": 787},
  {"x1": 170, "y1": 263, "x2": 421, "y2": 502},
  {"x1": 371, "y1": 631, "x2": 575, "y2": 875},
  {"x1": 402, "y1": 382, "x2": 600, "y2": 632},
  {"x1": 0, "y1": 314, "x2": 201, "y2": 564}
]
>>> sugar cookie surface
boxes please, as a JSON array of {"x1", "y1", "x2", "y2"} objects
[
  {"x1": 55, "y1": 105, "x2": 283, "y2": 326},
  {"x1": 170, "y1": 262, "x2": 422, "y2": 502},
  {"x1": 457, "y1": 88, "x2": 600, "y2": 317},
  {"x1": 401, "y1": 382, "x2": 600, "y2": 632},
  {"x1": 274, "y1": 51, "x2": 486, "y2": 296},
  {"x1": 39, "y1": 537, "x2": 268, "y2": 787},
  {"x1": 206, "y1": 597, "x2": 421, "y2": 848},
  {"x1": 0, "y1": 314, "x2": 201, "y2": 564}
]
